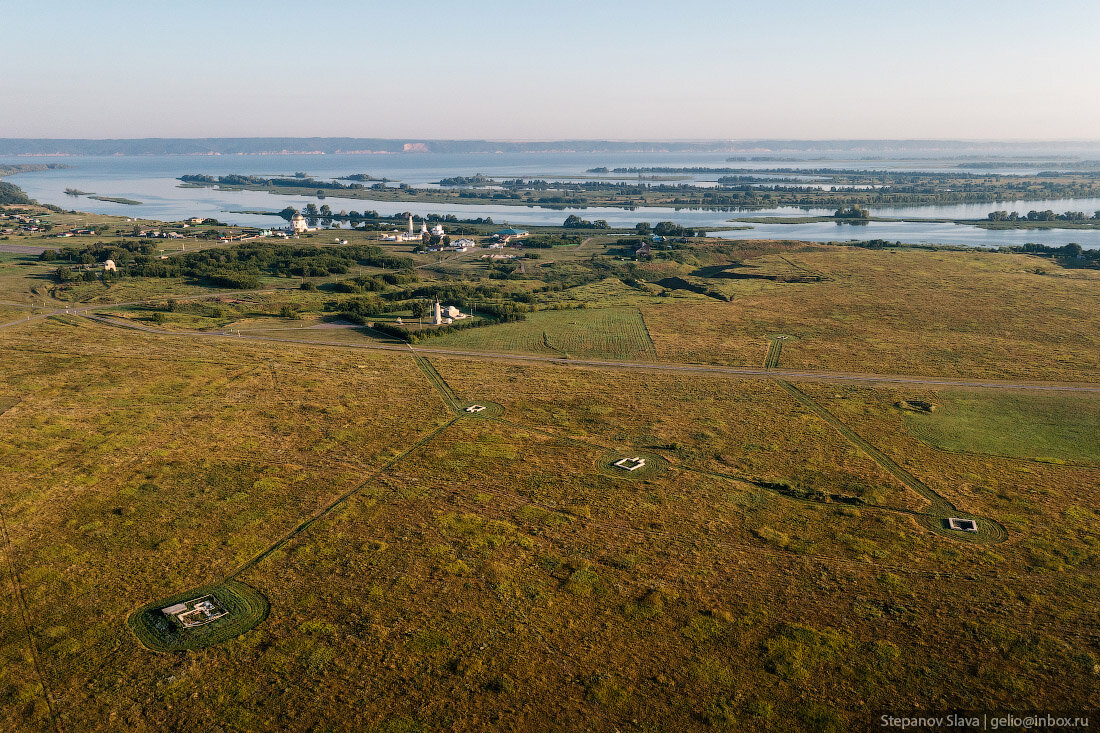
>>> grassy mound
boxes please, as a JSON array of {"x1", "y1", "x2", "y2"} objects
[
  {"x1": 128, "y1": 580, "x2": 269, "y2": 652},
  {"x1": 596, "y1": 450, "x2": 669, "y2": 480},
  {"x1": 917, "y1": 512, "x2": 1008, "y2": 544},
  {"x1": 457, "y1": 400, "x2": 504, "y2": 418}
]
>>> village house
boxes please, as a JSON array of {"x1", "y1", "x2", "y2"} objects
[{"x1": 493, "y1": 227, "x2": 529, "y2": 244}]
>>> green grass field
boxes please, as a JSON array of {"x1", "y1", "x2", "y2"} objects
[
  {"x1": 904, "y1": 391, "x2": 1100, "y2": 463},
  {"x1": 3, "y1": 207, "x2": 1100, "y2": 730},
  {"x1": 427, "y1": 307, "x2": 658, "y2": 360}
]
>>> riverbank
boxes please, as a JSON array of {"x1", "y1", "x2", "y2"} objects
[
  {"x1": 177, "y1": 169, "x2": 1100, "y2": 212},
  {"x1": 729, "y1": 215, "x2": 1100, "y2": 231}
]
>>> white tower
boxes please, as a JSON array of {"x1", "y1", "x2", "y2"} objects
[
  {"x1": 408, "y1": 214, "x2": 414, "y2": 234},
  {"x1": 432, "y1": 299, "x2": 442, "y2": 326}
]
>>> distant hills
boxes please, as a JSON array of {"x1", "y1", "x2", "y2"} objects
[{"x1": 1, "y1": 138, "x2": 1099, "y2": 157}]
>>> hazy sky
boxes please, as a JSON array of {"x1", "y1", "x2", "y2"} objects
[{"x1": 5, "y1": 0, "x2": 1100, "y2": 140}]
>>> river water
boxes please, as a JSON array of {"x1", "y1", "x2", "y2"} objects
[{"x1": 5, "y1": 151, "x2": 1100, "y2": 249}]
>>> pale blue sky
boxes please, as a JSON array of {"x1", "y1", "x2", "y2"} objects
[{"x1": 4, "y1": 0, "x2": 1099, "y2": 139}]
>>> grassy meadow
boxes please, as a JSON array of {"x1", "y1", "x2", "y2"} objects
[
  {"x1": 427, "y1": 307, "x2": 658, "y2": 360},
  {"x1": 1, "y1": 209, "x2": 1099, "y2": 730},
  {"x1": 903, "y1": 391, "x2": 1100, "y2": 464}
]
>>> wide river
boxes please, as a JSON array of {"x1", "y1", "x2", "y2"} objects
[{"x1": 5, "y1": 152, "x2": 1100, "y2": 249}]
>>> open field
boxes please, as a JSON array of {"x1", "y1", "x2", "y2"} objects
[
  {"x1": 1, "y1": 206, "x2": 1099, "y2": 730},
  {"x1": 427, "y1": 307, "x2": 658, "y2": 360},
  {"x1": 903, "y1": 391, "x2": 1100, "y2": 464},
  {"x1": 2, "y1": 317, "x2": 1099, "y2": 731},
  {"x1": 637, "y1": 247, "x2": 1100, "y2": 381}
]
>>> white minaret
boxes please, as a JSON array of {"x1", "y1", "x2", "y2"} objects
[
  {"x1": 408, "y1": 214, "x2": 414, "y2": 234},
  {"x1": 432, "y1": 299, "x2": 442, "y2": 325}
]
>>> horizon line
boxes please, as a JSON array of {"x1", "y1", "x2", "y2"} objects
[{"x1": 4, "y1": 136, "x2": 1100, "y2": 144}]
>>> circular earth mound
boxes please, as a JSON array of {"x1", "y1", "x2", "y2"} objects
[
  {"x1": 597, "y1": 450, "x2": 669, "y2": 480},
  {"x1": 457, "y1": 400, "x2": 504, "y2": 418},
  {"x1": 128, "y1": 579, "x2": 269, "y2": 652},
  {"x1": 917, "y1": 512, "x2": 1008, "y2": 544}
]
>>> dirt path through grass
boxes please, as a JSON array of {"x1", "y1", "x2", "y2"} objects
[
  {"x1": 774, "y1": 380, "x2": 1007, "y2": 542},
  {"x1": 58, "y1": 312, "x2": 1100, "y2": 394},
  {"x1": 0, "y1": 503, "x2": 61, "y2": 730}
]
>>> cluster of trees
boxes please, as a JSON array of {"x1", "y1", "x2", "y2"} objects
[
  {"x1": 329, "y1": 270, "x2": 418, "y2": 293},
  {"x1": 389, "y1": 282, "x2": 534, "y2": 308},
  {"x1": 49, "y1": 241, "x2": 414, "y2": 290},
  {"x1": 522, "y1": 234, "x2": 583, "y2": 248},
  {"x1": 562, "y1": 215, "x2": 610, "y2": 229},
  {"x1": 629, "y1": 221, "x2": 701, "y2": 237},
  {"x1": 328, "y1": 290, "x2": 530, "y2": 343},
  {"x1": 276, "y1": 207, "x2": 494, "y2": 232},
  {"x1": 180, "y1": 174, "x2": 367, "y2": 191},
  {"x1": 650, "y1": 221, "x2": 701, "y2": 237},
  {"x1": 1012, "y1": 242, "x2": 1095, "y2": 262},
  {"x1": 438, "y1": 174, "x2": 494, "y2": 187},
  {"x1": 55, "y1": 267, "x2": 110, "y2": 283},
  {"x1": 987, "y1": 210, "x2": 1100, "y2": 221},
  {"x1": 0, "y1": 181, "x2": 34, "y2": 205},
  {"x1": 834, "y1": 206, "x2": 871, "y2": 220},
  {"x1": 40, "y1": 239, "x2": 158, "y2": 264}
]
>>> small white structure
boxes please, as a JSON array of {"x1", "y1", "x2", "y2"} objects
[
  {"x1": 161, "y1": 595, "x2": 229, "y2": 628},
  {"x1": 443, "y1": 305, "x2": 466, "y2": 320},
  {"x1": 430, "y1": 300, "x2": 468, "y2": 325},
  {"x1": 291, "y1": 213, "x2": 308, "y2": 234},
  {"x1": 613, "y1": 457, "x2": 647, "y2": 472},
  {"x1": 947, "y1": 517, "x2": 978, "y2": 532},
  {"x1": 430, "y1": 223, "x2": 445, "y2": 237},
  {"x1": 465, "y1": 404, "x2": 487, "y2": 413},
  {"x1": 397, "y1": 214, "x2": 424, "y2": 242},
  {"x1": 103, "y1": 259, "x2": 117, "y2": 272}
]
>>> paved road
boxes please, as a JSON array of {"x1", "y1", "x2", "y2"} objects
[
  {"x1": 74, "y1": 313, "x2": 1100, "y2": 394},
  {"x1": 5, "y1": 291, "x2": 1098, "y2": 394}
]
